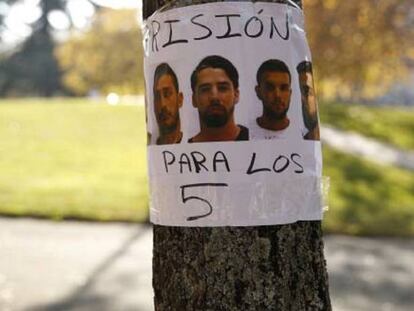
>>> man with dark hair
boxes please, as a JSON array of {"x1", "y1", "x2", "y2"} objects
[
  {"x1": 153, "y1": 63, "x2": 183, "y2": 145},
  {"x1": 252, "y1": 59, "x2": 296, "y2": 140},
  {"x1": 296, "y1": 61, "x2": 320, "y2": 140},
  {"x1": 189, "y1": 55, "x2": 248, "y2": 143}
]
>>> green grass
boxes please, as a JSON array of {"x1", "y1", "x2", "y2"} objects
[
  {"x1": 1, "y1": 99, "x2": 414, "y2": 235},
  {"x1": 0, "y1": 98, "x2": 148, "y2": 222},
  {"x1": 320, "y1": 102, "x2": 414, "y2": 150},
  {"x1": 323, "y1": 147, "x2": 414, "y2": 236}
]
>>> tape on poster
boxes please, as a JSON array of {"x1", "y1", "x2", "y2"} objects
[{"x1": 143, "y1": 2, "x2": 323, "y2": 227}]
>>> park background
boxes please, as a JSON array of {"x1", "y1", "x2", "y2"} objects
[
  {"x1": 0, "y1": 0, "x2": 414, "y2": 310},
  {"x1": 1, "y1": 0, "x2": 413, "y2": 235}
]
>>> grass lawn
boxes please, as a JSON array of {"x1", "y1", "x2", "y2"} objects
[
  {"x1": 320, "y1": 102, "x2": 414, "y2": 150},
  {"x1": 0, "y1": 98, "x2": 148, "y2": 222},
  {"x1": 323, "y1": 147, "x2": 414, "y2": 236},
  {"x1": 1, "y1": 99, "x2": 413, "y2": 235}
]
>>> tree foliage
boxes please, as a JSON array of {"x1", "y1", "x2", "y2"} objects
[
  {"x1": 56, "y1": 9, "x2": 144, "y2": 96},
  {"x1": 2, "y1": 0, "x2": 412, "y2": 99},
  {"x1": 0, "y1": 0, "x2": 69, "y2": 96},
  {"x1": 0, "y1": 28, "x2": 62, "y2": 96},
  {"x1": 304, "y1": 0, "x2": 414, "y2": 99}
]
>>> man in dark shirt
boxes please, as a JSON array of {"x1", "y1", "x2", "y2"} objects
[
  {"x1": 189, "y1": 55, "x2": 249, "y2": 143},
  {"x1": 153, "y1": 63, "x2": 183, "y2": 145}
]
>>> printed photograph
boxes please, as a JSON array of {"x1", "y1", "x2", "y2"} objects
[
  {"x1": 188, "y1": 55, "x2": 249, "y2": 143},
  {"x1": 297, "y1": 61, "x2": 320, "y2": 141},
  {"x1": 152, "y1": 63, "x2": 184, "y2": 145}
]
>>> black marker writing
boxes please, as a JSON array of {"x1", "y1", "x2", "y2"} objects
[
  {"x1": 246, "y1": 152, "x2": 271, "y2": 175},
  {"x1": 270, "y1": 13, "x2": 289, "y2": 40},
  {"x1": 162, "y1": 19, "x2": 189, "y2": 48},
  {"x1": 246, "y1": 152, "x2": 305, "y2": 175},
  {"x1": 244, "y1": 9, "x2": 264, "y2": 38},
  {"x1": 146, "y1": 9, "x2": 292, "y2": 53},
  {"x1": 215, "y1": 14, "x2": 242, "y2": 39},
  {"x1": 191, "y1": 151, "x2": 208, "y2": 173},
  {"x1": 291, "y1": 153, "x2": 304, "y2": 174},
  {"x1": 162, "y1": 150, "x2": 231, "y2": 174},
  {"x1": 179, "y1": 153, "x2": 193, "y2": 173},
  {"x1": 213, "y1": 151, "x2": 231, "y2": 172},
  {"x1": 191, "y1": 14, "x2": 213, "y2": 40},
  {"x1": 162, "y1": 150, "x2": 175, "y2": 173},
  {"x1": 181, "y1": 183, "x2": 228, "y2": 221},
  {"x1": 151, "y1": 20, "x2": 160, "y2": 52},
  {"x1": 273, "y1": 155, "x2": 290, "y2": 173}
]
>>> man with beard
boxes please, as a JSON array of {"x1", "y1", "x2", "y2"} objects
[
  {"x1": 251, "y1": 59, "x2": 297, "y2": 140},
  {"x1": 188, "y1": 55, "x2": 249, "y2": 143},
  {"x1": 297, "y1": 61, "x2": 320, "y2": 140},
  {"x1": 153, "y1": 63, "x2": 183, "y2": 145}
]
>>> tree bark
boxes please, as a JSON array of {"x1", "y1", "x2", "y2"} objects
[{"x1": 144, "y1": 1, "x2": 331, "y2": 310}]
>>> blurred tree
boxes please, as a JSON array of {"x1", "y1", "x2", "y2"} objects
[
  {"x1": 56, "y1": 9, "x2": 144, "y2": 96},
  {"x1": 0, "y1": 27, "x2": 61, "y2": 96},
  {"x1": 0, "y1": 0, "x2": 69, "y2": 96},
  {"x1": 0, "y1": 0, "x2": 100, "y2": 97},
  {"x1": 304, "y1": 0, "x2": 414, "y2": 100}
]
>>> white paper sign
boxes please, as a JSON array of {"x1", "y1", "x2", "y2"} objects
[{"x1": 143, "y1": 2, "x2": 323, "y2": 227}]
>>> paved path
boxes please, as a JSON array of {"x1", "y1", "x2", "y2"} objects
[
  {"x1": 1, "y1": 218, "x2": 414, "y2": 311},
  {"x1": 0, "y1": 219, "x2": 152, "y2": 311},
  {"x1": 321, "y1": 126, "x2": 414, "y2": 170}
]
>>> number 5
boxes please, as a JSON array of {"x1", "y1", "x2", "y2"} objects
[{"x1": 180, "y1": 183, "x2": 228, "y2": 221}]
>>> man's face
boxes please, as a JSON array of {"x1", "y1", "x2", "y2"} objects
[
  {"x1": 256, "y1": 71, "x2": 291, "y2": 120},
  {"x1": 192, "y1": 67, "x2": 239, "y2": 128},
  {"x1": 154, "y1": 74, "x2": 183, "y2": 132},
  {"x1": 299, "y1": 71, "x2": 318, "y2": 130}
]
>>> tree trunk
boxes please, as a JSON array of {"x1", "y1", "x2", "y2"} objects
[{"x1": 143, "y1": 1, "x2": 332, "y2": 310}]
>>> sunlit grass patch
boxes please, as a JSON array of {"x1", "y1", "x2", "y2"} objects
[
  {"x1": 1, "y1": 99, "x2": 414, "y2": 236},
  {"x1": 323, "y1": 147, "x2": 414, "y2": 236},
  {"x1": 0, "y1": 99, "x2": 148, "y2": 222},
  {"x1": 320, "y1": 102, "x2": 414, "y2": 151}
]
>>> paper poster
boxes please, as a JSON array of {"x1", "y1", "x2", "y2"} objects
[{"x1": 143, "y1": 1, "x2": 323, "y2": 226}]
